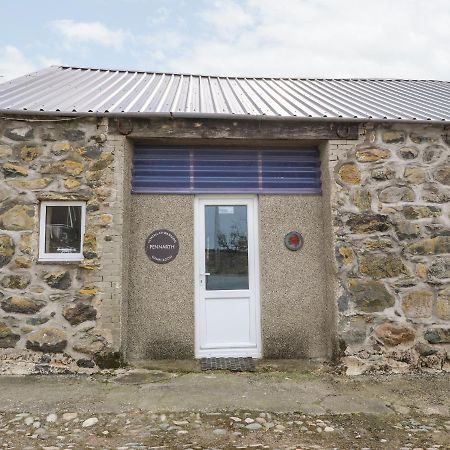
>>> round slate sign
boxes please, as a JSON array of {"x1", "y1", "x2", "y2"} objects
[
  {"x1": 284, "y1": 231, "x2": 304, "y2": 251},
  {"x1": 145, "y1": 229, "x2": 179, "y2": 264}
]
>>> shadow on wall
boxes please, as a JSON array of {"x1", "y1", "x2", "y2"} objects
[
  {"x1": 143, "y1": 339, "x2": 194, "y2": 360},
  {"x1": 263, "y1": 328, "x2": 331, "y2": 360}
]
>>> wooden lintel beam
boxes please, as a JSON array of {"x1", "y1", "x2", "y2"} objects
[{"x1": 112, "y1": 117, "x2": 360, "y2": 140}]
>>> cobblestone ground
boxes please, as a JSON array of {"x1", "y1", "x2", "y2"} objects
[{"x1": 0, "y1": 410, "x2": 449, "y2": 449}]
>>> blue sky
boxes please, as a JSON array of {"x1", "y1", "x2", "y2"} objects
[{"x1": 1, "y1": 0, "x2": 449, "y2": 81}]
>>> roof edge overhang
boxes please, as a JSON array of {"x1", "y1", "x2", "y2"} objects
[{"x1": 0, "y1": 109, "x2": 448, "y2": 126}]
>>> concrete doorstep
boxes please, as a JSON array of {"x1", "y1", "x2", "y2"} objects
[{"x1": 0, "y1": 370, "x2": 449, "y2": 416}]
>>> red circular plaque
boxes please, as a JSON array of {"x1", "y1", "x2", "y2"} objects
[{"x1": 284, "y1": 231, "x2": 304, "y2": 251}]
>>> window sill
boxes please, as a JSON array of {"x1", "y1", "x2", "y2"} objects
[{"x1": 37, "y1": 259, "x2": 84, "y2": 265}]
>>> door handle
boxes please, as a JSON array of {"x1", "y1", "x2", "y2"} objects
[{"x1": 199, "y1": 272, "x2": 210, "y2": 286}]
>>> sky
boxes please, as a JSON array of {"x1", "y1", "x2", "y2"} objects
[{"x1": 1, "y1": 0, "x2": 449, "y2": 81}]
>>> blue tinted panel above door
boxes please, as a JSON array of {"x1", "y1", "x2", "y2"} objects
[{"x1": 132, "y1": 146, "x2": 321, "y2": 194}]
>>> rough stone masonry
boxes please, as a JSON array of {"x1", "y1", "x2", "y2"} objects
[
  {"x1": 0, "y1": 114, "x2": 449, "y2": 374},
  {"x1": 0, "y1": 116, "x2": 123, "y2": 372},
  {"x1": 329, "y1": 123, "x2": 450, "y2": 374}
]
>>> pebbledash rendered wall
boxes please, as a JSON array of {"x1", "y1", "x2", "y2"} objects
[{"x1": 0, "y1": 114, "x2": 449, "y2": 373}]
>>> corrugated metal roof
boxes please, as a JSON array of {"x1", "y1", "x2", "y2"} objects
[{"x1": 0, "y1": 65, "x2": 449, "y2": 122}]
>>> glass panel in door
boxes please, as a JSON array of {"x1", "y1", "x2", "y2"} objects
[{"x1": 204, "y1": 205, "x2": 249, "y2": 290}]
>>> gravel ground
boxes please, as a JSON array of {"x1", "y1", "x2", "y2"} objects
[{"x1": 0, "y1": 409, "x2": 449, "y2": 449}]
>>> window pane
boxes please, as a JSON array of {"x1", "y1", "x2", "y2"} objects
[
  {"x1": 205, "y1": 205, "x2": 249, "y2": 290},
  {"x1": 45, "y1": 206, "x2": 82, "y2": 254}
]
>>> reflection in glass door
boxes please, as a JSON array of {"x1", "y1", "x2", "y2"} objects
[
  {"x1": 195, "y1": 197, "x2": 261, "y2": 358},
  {"x1": 205, "y1": 205, "x2": 249, "y2": 291}
]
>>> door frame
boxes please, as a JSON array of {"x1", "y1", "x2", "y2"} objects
[{"x1": 194, "y1": 195, "x2": 262, "y2": 358}]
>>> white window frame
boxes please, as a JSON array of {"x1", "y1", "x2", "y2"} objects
[{"x1": 39, "y1": 201, "x2": 86, "y2": 262}]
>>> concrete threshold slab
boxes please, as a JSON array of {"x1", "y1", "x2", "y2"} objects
[{"x1": 128, "y1": 358, "x2": 330, "y2": 374}]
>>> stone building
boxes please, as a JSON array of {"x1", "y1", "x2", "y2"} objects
[{"x1": 0, "y1": 66, "x2": 449, "y2": 373}]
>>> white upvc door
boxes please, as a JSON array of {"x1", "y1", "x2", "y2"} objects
[{"x1": 195, "y1": 196, "x2": 261, "y2": 358}]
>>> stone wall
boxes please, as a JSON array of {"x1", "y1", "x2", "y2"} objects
[
  {"x1": 327, "y1": 124, "x2": 450, "y2": 373},
  {"x1": 1, "y1": 114, "x2": 449, "y2": 374},
  {"x1": 0, "y1": 116, "x2": 124, "y2": 373}
]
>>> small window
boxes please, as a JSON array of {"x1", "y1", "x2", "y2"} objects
[{"x1": 39, "y1": 201, "x2": 86, "y2": 261}]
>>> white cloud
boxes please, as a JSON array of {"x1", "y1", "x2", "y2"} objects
[
  {"x1": 168, "y1": 0, "x2": 450, "y2": 79},
  {"x1": 200, "y1": 0, "x2": 254, "y2": 39},
  {"x1": 148, "y1": 7, "x2": 170, "y2": 25},
  {"x1": 0, "y1": 46, "x2": 36, "y2": 81},
  {"x1": 38, "y1": 56, "x2": 63, "y2": 67},
  {"x1": 4, "y1": 2, "x2": 450, "y2": 81},
  {"x1": 50, "y1": 19, "x2": 128, "y2": 49}
]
